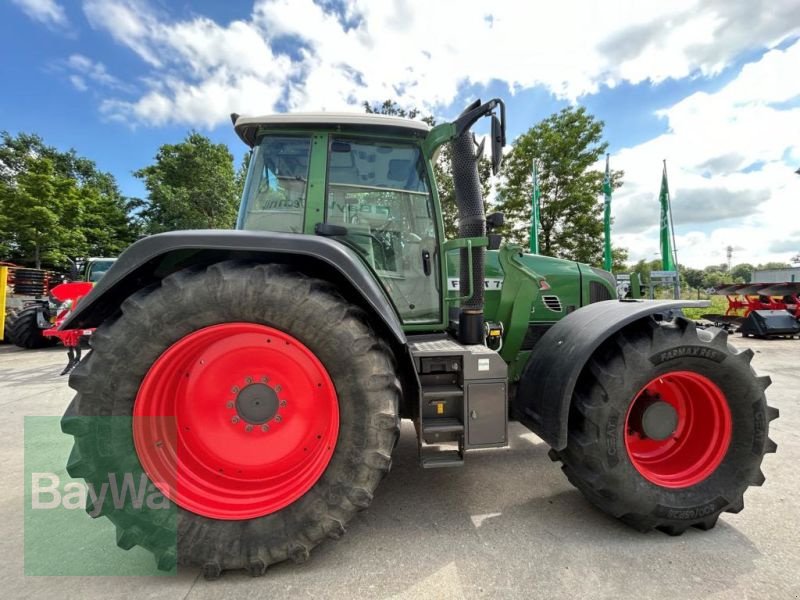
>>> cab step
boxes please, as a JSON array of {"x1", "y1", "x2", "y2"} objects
[
  {"x1": 422, "y1": 417, "x2": 464, "y2": 435},
  {"x1": 421, "y1": 449, "x2": 464, "y2": 469}
]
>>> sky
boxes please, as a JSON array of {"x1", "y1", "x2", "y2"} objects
[{"x1": 1, "y1": 0, "x2": 799, "y2": 268}]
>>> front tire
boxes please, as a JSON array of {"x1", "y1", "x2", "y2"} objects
[
  {"x1": 553, "y1": 316, "x2": 778, "y2": 534},
  {"x1": 8, "y1": 304, "x2": 56, "y2": 349},
  {"x1": 61, "y1": 262, "x2": 401, "y2": 577}
]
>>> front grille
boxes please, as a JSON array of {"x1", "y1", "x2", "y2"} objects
[
  {"x1": 542, "y1": 295, "x2": 562, "y2": 312},
  {"x1": 589, "y1": 280, "x2": 614, "y2": 303}
]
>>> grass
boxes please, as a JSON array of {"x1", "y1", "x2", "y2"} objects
[{"x1": 680, "y1": 294, "x2": 728, "y2": 320}]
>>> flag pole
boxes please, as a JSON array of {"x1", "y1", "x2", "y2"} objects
[
  {"x1": 664, "y1": 160, "x2": 681, "y2": 297},
  {"x1": 530, "y1": 159, "x2": 540, "y2": 254},
  {"x1": 602, "y1": 153, "x2": 613, "y2": 271}
]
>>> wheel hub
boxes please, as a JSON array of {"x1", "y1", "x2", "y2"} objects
[{"x1": 236, "y1": 383, "x2": 279, "y2": 424}]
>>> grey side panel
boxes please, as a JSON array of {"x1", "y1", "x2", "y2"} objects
[
  {"x1": 61, "y1": 230, "x2": 406, "y2": 344},
  {"x1": 513, "y1": 299, "x2": 709, "y2": 450}
]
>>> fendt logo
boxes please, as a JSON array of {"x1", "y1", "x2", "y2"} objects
[{"x1": 31, "y1": 472, "x2": 170, "y2": 517}]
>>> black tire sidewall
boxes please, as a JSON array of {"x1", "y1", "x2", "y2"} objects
[{"x1": 562, "y1": 324, "x2": 769, "y2": 521}]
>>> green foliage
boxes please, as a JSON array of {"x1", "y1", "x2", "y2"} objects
[
  {"x1": 681, "y1": 295, "x2": 727, "y2": 320},
  {"x1": 0, "y1": 131, "x2": 138, "y2": 268},
  {"x1": 496, "y1": 107, "x2": 624, "y2": 265},
  {"x1": 610, "y1": 246, "x2": 629, "y2": 273},
  {"x1": 729, "y1": 263, "x2": 753, "y2": 283},
  {"x1": 234, "y1": 151, "x2": 251, "y2": 203},
  {"x1": 135, "y1": 132, "x2": 239, "y2": 233},
  {"x1": 364, "y1": 100, "x2": 491, "y2": 239}
]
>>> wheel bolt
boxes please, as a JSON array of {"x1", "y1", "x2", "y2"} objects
[
  {"x1": 245, "y1": 377, "x2": 253, "y2": 384},
  {"x1": 231, "y1": 416, "x2": 240, "y2": 424},
  {"x1": 231, "y1": 386, "x2": 239, "y2": 393},
  {"x1": 245, "y1": 424, "x2": 253, "y2": 432},
  {"x1": 226, "y1": 401, "x2": 234, "y2": 409},
  {"x1": 261, "y1": 424, "x2": 269, "y2": 432},
  {"x1": 274, "y1": 415, "x2": 282, "y2": 423},
  {"x1": 279, "y1": 400, "x2": 287, "y2": 408}
]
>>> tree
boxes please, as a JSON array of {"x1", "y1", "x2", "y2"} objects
[
  {"x1": 611, "y1": 246, "x2": 629, "y2": 273},
  {"x1": 730, "y1": 263, "x2": 754, "y2": 283},
  {"x1": 1, "y1": 157, "x2": 83, "y2": 268},
  {"x1": 682, "y1": 267, "x2": 705, "y2": 290},
  {"x1": 136, "y1": 132, "x2": 239, "y2": 233},
  {"x1": 496, "y1": 107, "x2": 624, "y2": 265},
  {"x1": 0, "y1": 132, "x2": 138, "y2": 267},
  {"x1": 755, "y1": 261, "x2": 790, "y2": 270},
  {"x1": 363, "y1": 100, "x2": 492, "y2": 239},
  {"x1": 235, "y1": 152, "x2": 251, "y2": 203}
]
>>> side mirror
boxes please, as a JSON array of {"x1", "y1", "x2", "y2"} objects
[
  {"x1": 66, "y1": 258, "x2": 79, "y2": 281},
  {"x1": 491, "y1": 115, "x2": 503, "y2": 175},
  {"x1": 486, "y1": 212, "x2": 505, "y2": 230}
]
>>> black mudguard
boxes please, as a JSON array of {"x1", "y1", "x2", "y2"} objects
[
  {"x1": 60, "y1": 230, "x2": 406, "y2": 345},
  {"x1": 513, "y1": 299, "x2": 708, "y2": 450}
]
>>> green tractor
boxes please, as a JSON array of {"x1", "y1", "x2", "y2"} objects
[{"x1": 59, "y1": 99, "x2": 777, "y2": 578}]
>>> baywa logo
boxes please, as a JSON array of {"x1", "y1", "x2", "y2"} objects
[{"x1": 31, "y1": 471, "x2": 171, "y2": 517}]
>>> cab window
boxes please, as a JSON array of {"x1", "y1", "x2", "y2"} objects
[
  {"x1": 326, "y1": 138, "x2": 440, "y2": 324},
  {"x1": 240, "y1": 135, "x2": 311, "y2": 233}
]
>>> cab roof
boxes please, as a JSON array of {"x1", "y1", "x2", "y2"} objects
[{"x1": 232, "y1": 112, "x2": 431, "y2": 147}]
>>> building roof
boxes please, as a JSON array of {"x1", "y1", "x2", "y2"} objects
[{"x1": 232, "y1": 112, "x2": 430, "y2": 147}]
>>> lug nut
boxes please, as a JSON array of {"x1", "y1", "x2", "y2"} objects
[
  {"x1": 245, "y1": 424, "x2": 253, "y2": 432},
  {"x1": 261, "y1": 424, "x2": 269, "y2": 432},
  {"x1": 274, "y1": 415, "x2": 282, "y2": 423},
  {"x1": 231, "y1": 416, "x2": 240, "y2": 424},
  {"x1": 226, "y1": 401, "x2": 234, "y2": 409},
  {"x1": 279, "y1": 400, "x2": 287, "y2": 407}
]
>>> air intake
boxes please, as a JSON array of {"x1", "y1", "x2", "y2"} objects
[{"x1": 542, "y1": 295, "x2": 562, "y2": 312}]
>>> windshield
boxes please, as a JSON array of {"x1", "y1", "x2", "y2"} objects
[
  {"x1": 86, "y1": 259, "x2": 115, "y2": 282},
  {"x1": 239, "y1": 135, "x2": 312, "y2": 233}
]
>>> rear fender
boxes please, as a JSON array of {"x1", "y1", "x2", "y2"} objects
[
  {"x1": 513, "y1": 299, "x2": 709, "y2": 450},
  {"x1": 60, "y1": 230, "x2": 407, "y2": 346}
]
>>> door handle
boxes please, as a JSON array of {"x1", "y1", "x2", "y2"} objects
[{"x1": 422, "y1": 249, "x2": 432, "y2": 276}]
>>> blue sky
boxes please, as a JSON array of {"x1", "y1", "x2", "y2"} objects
[{"x1": 2, "y1": 0, "x2": 799, "y2": 267}]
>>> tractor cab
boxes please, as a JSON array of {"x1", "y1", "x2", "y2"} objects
[{"x1": 234, "y1": 113, "x2": 441, "y2": 324}]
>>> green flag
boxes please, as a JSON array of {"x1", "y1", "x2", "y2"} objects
[
  {"x1": 602, "y1": 153, "x2": 612, "y2": 271},
  {"x1": 530, "y1": 159, "x2": 540, "y2": 254},
  {"x1": 659, "y1": 160, "x2": 675, "y2": 272}
]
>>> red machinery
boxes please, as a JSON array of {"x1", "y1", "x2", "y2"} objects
[
  {"x1": 42, "y1": 281, "x2": 95, "y2": 374},
  {"x1": 703, "y1": 282, "x2": 800, "y2": 336}
]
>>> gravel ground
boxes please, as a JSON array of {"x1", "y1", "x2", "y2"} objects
[{"x1": 0, "y1": 334, "x2": 797, "y2": 599}]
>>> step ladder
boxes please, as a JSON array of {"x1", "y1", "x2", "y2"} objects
[{"x1": 409, "y1": 335, "x2": 508, "y2": 469}]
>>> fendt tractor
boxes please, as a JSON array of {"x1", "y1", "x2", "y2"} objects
[{"x1": 58, "y1": 99, "x2": 777, "y2": 578}]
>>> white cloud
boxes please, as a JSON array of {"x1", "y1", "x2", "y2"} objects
[
  {"x1": 609, "y1": 41, "x2": 800, "y2": 267},
  {"x1": 66, "y1": 53, "x2": 125, "y2": 90},
  {"x1": 11, "y1": 0, "x2": 68, "y2": 28},
  {"x1": 79, "y1": 0, "x2": 800, "y2": 126},
  {"x1": 70, "y1": 0, "x2": 800, "y2": 267}
]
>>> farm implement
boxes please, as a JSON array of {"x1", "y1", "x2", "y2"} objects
[{"x1": 702, "y1": 282, "x2": 800, "y2": 338}]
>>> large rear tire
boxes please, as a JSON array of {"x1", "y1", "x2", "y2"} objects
[
  {"x1": 2, "y1": 309, "x2": 17, "y2": 343},
  {"x1": 61, "y1": 262, "x2": 401, "y2": 577},
  {"x1": 552, "y1": 316, "x2": 778, "y2": 534},
  {"x1": 8, "y1": 304, "x2": 56, "y2": 349}
]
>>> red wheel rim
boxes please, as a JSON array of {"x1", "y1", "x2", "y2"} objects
[
  {"x1": 133, "y1": 323, "x2": 339, "y2": 520},
  {"x1": 624, "y1": 371, "x2": 732, "y2": 488}
]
